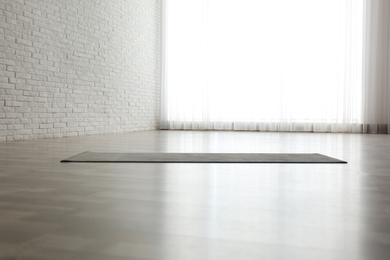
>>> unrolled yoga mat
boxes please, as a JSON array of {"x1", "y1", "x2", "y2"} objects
[{"x1": 61, "y1": 152, "x2": 346, "y2": 163}]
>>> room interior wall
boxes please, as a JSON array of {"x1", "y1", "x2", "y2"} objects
[{"x1": 0, "y1": 0, "x2": 161, "y2": 141}]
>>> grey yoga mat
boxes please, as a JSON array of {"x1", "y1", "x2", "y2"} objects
[{"x1": 61, "y1": 152, "x2": 347, "y2": 164}]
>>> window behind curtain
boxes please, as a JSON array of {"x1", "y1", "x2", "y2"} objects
[{"x1": 162, "y1": 0, "x2": 364, "y2": 132}]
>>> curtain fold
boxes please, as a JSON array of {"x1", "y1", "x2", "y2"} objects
[
  {"x1": 362, "y1": 0, "x2": 390, "y2": 133},
  {"x1": 161, "y1": 0, "x2": 390, "y2": 133}
]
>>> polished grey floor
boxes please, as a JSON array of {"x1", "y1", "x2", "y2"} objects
[{"x1": 0, "y1": 130, "x2": 390, "y2": 260}]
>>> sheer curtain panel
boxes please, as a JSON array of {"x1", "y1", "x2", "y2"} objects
[{"x1": 161, "y1": 0, "x2": 390, "y2": 133}]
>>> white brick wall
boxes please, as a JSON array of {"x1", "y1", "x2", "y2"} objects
[{"x1": 0, "y1": 0, "x2": 161, "y2": 141}]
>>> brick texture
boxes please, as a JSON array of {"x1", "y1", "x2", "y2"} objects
[{"x1": 0, "y1": 0, "x2": 161, "y2": 141}]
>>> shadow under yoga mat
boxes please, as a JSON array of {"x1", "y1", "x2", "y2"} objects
[{"x1": 61, "y1": 152, "x2": 347, "y2": 164}]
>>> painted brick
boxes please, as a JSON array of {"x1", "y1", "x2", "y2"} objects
[
  {"x1": 0, "y1": 0, "x2": 161, "y2": 141},
  {"x1": 5, "y1": 101, "x2": 22, "y2": 107}
]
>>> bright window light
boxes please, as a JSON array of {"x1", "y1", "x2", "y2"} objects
[{"x1": 163, "y1": 0, "x2": 364, "y2": 131}]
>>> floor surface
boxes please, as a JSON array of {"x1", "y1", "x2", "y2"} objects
[{"x1": 0, "y1": 130, "x2": 390, "y2": 260}]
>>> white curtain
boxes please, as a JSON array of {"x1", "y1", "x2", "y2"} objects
[
  {"x1": 362, "y1": 0, "x2": 390, "y2": 133},
  {"x1": 161, "y1": 0, "x2": 390, "y2": 133}
]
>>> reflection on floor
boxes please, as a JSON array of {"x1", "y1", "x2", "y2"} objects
[{"x1": 0, "y1": 130, "x2": 389, "y2": 260}]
